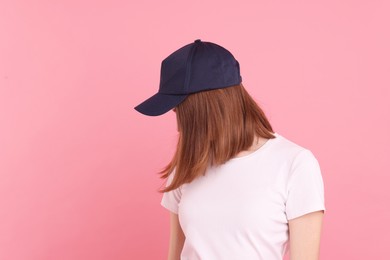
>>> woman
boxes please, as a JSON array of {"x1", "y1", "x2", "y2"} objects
[{"x1": 134, "y1": 39, "x2": 326, "y2": 260}]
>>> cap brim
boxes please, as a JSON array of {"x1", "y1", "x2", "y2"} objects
[{"x1": 134, "y1": 92, "x2": 189, "y2": 116}]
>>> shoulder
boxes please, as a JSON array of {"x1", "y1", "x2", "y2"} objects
[{"x1": 270, "y1": 132, "x2": 310, "y2": 160}]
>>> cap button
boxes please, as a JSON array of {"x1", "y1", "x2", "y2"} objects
[{"x1": 194, "y1": 39, "x2": 201, "y2": 43}]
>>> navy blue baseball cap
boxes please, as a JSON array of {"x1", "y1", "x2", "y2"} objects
[{"x1": 134, "y1": 39, "x2": 242, "y2": 116}]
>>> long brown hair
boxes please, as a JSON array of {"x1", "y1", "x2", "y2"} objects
[{"x1": 158, "y1": 83, "x2": 275, "y2": 193}]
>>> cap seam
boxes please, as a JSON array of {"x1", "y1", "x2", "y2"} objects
[{"x1": 183, "y1": 44, "x2": 198, "y2": 93}]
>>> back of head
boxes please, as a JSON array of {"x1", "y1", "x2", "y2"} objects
[{"x1": 133, "y1": 39, "x2": 275, "y2": 192}]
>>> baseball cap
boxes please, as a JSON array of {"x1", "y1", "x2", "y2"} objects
[{"x1": 134, "y1": 39, "x2": 242, "y2": 116}]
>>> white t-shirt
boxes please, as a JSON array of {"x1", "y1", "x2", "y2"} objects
[{"x1": 160, "y1": 132, "x2": 326, "y2": 260}]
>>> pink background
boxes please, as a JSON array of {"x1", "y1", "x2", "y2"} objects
[{"x1": 1, "y1": 1, "x2": 389, "y2": 259}]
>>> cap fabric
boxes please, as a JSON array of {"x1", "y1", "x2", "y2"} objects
[{"x1": 134, "y1": 39, "x2": 242, "y2": 116}]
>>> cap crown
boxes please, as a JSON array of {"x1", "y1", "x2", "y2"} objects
[{"x1": 158, "y1": 40, "x2": 242, "y2": 95}]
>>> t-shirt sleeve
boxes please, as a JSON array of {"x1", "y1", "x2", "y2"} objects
[
  {"x1": 160, "y1": 168, "x2": 181, "y2": 214},
  {"x1": 285, "y1": 149, "x2": 326, "y2": 220}
]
